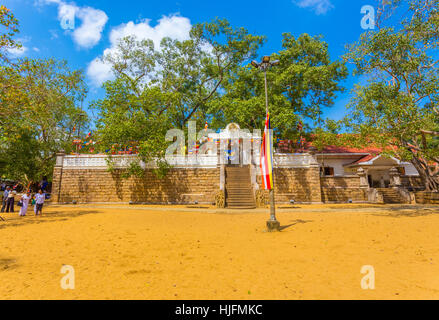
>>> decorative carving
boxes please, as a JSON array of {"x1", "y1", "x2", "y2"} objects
[
  {"x1": 389, "y1": 167, "x2": 402, "y2": 187},
  {"x1": 255, "y1": 189, "x2": 268, "y2": 208},
  {"x1": 215, "y1": 190, "x2": 225, "y2": 208},
  {"x1": 357, "y1": 167, "x2": 369, "y2": 188}
]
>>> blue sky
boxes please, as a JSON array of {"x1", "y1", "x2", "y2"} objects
[{"x1": 4, "y1": 0, "x2": 376, "y2": 122}]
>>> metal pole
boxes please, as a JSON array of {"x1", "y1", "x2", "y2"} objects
[
  {"x1": 263, "y1": 68, "x2": 279, "y2": 229},
  {"x1": 264, "y1": 69, "x2": 269, "y2": 114}
]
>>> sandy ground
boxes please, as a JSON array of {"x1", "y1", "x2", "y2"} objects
[{"x1": 1, "y1": 203, "x2": 439, "y2": 300}]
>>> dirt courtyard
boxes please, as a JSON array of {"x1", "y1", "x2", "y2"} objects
[{"x1": 1, "y1": 203, "x2": 439, "y2": 300}]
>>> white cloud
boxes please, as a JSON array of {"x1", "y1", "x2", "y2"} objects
[
  {"x1": 294, "y1": 0, "x2": 334, "y2": 15},
  {"x1": 6, "y1": 37, "x2": 31, "y2": 57},
  {"x1": 109, "y1": 15, "x2": 191, "y2": 49},
  {"x1": 40, "y1": 0, "x2": 108, "y2": 49},
  {"x1": 73, "y1": 6, "x2": 108, "y2": 48},
  {"x1": 87, "y1": 56, "x2": 113, "y2": 85},
  {"x1": 49, "y1": 29, "x2": 59, "y2": 39},
  {"x1": 7, "y1": 46, "x2": 28, "y2": 57},
  {"x1": 87, "y1": 15, "x2": 192, "y2": 86}
]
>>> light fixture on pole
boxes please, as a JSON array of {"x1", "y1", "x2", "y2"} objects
[{"x1": 251, "y1": 56, "x2": 280, "y2": 232}]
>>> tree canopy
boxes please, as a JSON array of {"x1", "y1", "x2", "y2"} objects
[
  {"x1": 209, "y1": 33, "x2": 347, "y2": 139},
  {"x1": 318, "y1": 0, "x2": 439, "y2": 191},
  {"x1": 0, "y1": 58, "x2": 88, "y2": 183},
  {"x1": 93, "y1": 19, "x2": 347, "y2": 175},
  {"x1": 92, "y1": 18, "x2": 267, "y2": 174}
]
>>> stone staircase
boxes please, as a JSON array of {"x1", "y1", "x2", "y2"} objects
[
  {"x1": 225, "y1": 166, "x2": 256, "y2": 209},
  {"x1": 376, "y1": 188, "x2": 405, "y2": 204}
]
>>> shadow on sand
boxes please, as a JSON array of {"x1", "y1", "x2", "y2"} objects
[
  {"x1": 0, "y1": 210, "x2": 100, "y2": 230},
  {"x1": 0, "y1": 257, "x2": 19, "y2": 271},
  {"x1": 372, "y1": 205, "x2": 439, "y2": 218},
  {"x1": 279, "y1": 219, "x2": 313, "y2": 231}
]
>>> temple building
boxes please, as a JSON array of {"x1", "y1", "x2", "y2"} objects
[{"x1": 52, "y1": 124, "x2": 432, "y2": 207}]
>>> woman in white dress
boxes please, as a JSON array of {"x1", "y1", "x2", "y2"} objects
[{"x1": 19, "y1": 191, "x2": 31, "y2": 216}]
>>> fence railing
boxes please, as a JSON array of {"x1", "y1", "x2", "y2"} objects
[{"x1": 60, "y1": 153, "x2": 317, "y2": 169}]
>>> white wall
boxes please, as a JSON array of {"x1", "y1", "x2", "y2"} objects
[
  {"x1": 318, "y1": 158, "x2": 357, "y2": 176},
  {"x1": 318, "y1": 158, "x2": 420, "y2": 177},
  {"x1": 401, "y1": 162, "x2": 419, "y2": 176}
]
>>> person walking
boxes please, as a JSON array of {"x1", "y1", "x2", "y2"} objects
[
  {"x1": 19, "y1": 191, "x2": 31, "y2": 217},
  {"x1": 34, "y1": 189, "x2": 45, "y2": 216},
  {"x1": 1, "y1": 186, "x2": 10, "y2": 212},
  {"x1": 39, "y1": 177, "x2": 49, "y2": 192},
  {"x1": 6, "y1": 189, "x2": 15, "y2": 213}
]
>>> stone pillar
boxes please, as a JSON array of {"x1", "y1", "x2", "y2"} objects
[
  {"x1": 250, "y1": 164, "x2": 258, "y2": 191},
  {"x1": 309, "y1": 153, "x2": 323, "y2": 203},
  {"x1": 389, "y1": 167, "x2": 402, "y2": 188},
  {"x1": 51, "y1": 150, "x2": 65, "y2": 203},
  {"x1": 357, "y1": 167, "x2": 369, "y2": 189},
  {"x1": 219, "y1": 164, "x2": 225, "y2": 190}
]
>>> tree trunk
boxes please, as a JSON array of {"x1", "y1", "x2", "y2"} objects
[{"x1": 410, "y1": 157, "x2": 439, "y2": 191}]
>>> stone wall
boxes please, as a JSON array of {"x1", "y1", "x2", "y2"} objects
[
  {"x1": 401, "y1": 176, "x2": 424, "y2": 190},
  {"x1": 257, "y1": 167, "x2": 322, "y2": 203},
  {"x1": 52, "y1": 167, "x2": 220, "y2": 204},
  {"x1": 320, "y1": 176, "x2": 367, "y2": 203},
  {"x1": 52, "y1": 153, "x2": 425, "y2": 205},
  {"x1": 415, "y1": 191, "x2": 439, "y2": 204}
]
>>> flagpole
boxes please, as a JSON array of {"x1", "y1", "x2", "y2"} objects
[
  {"x1": 251, "y1": 56, "x2": 280, "y2": 232},
  {"x1": 263, "y1": 68, "x2": 279, "y2": 231}
]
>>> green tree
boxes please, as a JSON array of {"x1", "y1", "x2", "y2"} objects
[
  {"x1": 329, "y1": 0, "x2": 439, "y2": 191},
  {"x1": 0, "y1": 58, "x2": 88, "y2": 183},
  {"x1": 0, "y1": 5, "x2": 21, "y2": 64},
  {"x1": 93, "y1": 18, "x2": 265, "y2": 175},
  {"x1": 209, "y1": 33, "x2": 347, "y2": 140}
]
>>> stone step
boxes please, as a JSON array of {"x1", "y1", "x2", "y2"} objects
[
  {"x1": 225, "y1": 166, "x2": 254, "y2": 209},
  {"x1": 377, "y1": 188, "x2": 404, "y2": 203},
  {"x1": 226, "y1": 185, "x2": 252, "y2": 188},
  {"x1": 226, "y1": 186, "x2": 252, "y2": 189},
  {"x1": 226, "y1": 176, "x2": 251, "y2": 179},
  {"x1": 227, "y1": 199, "x2": 256, "y2": 204},
  {"x1": 226, "y1": 192, "x2": 253, "y2": 196},
  {"x1": 227, "y1": 195, "x2": 254, "y2": 201},
  {"x1": 225, "y1": 184, "x2": 252, "y2": 188},
  {"x1": 225, "y1": 172, "x2": 250, "y2": 175},
  {"x1": 227, "y1": 193, "x2": 253, "y2": 197},
  {"x1": 227, "y1": 202, "x2": 256, "y2": 207}
]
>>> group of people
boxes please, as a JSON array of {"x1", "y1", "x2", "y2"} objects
[{"x1": 1, "y1": 186, "x2": 46, "y2": 217}]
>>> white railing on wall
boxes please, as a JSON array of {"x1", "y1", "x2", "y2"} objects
[
  {"x1": 61, "y1": 154, "x2": 220, "y2": 169},
  {"x1": 60, "y1": 153, "x2": 317, "y2": 169},
  {"x1": 63, "y1": 155, "x2": 138, "y2": 168},
  {"x1": 274, "y1": 153, "x2": 318, "y2": 168}
]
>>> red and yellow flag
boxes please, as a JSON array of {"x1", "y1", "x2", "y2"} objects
[{"x1": 260, "y1": 113, "x2": 274, "y2": 190}]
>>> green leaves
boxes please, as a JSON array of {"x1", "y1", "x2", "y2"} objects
[
  {"x1": 340, "y1": 0, "x2": 439, "y2": 190},
  {"x1": 0, "y1": 5, "x2": 20, "y2": 64},
  {"x1": 0, "y1": 58, "x2": 88, "y2": 182},
  {"x1": 94, "y1": 18, "x2": 266, "y2": 177},
  {"x1": 210, "y1": 33, "x2": 347, "y2": 139}
]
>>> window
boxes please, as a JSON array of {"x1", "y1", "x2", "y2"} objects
[
  {"x1": 397, "y1": 167, "x2": 406, "y2": 175},
  {"x1": 321, "y1": 167, "x2": 334, "y2": 176}
]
